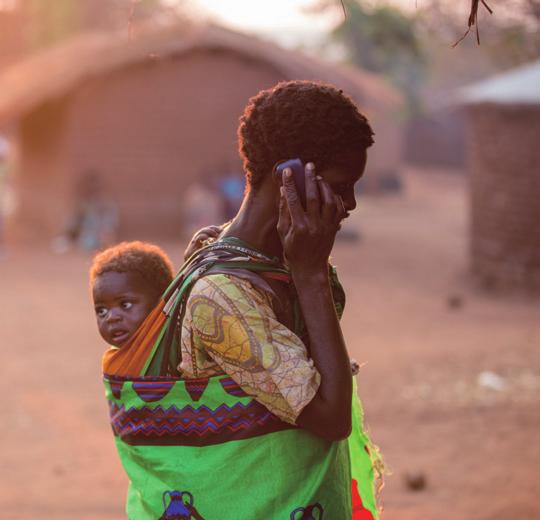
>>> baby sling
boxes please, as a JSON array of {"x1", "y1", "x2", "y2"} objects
[{"x1": 102, "y1": 237, "x2": 381, "y2": 519}]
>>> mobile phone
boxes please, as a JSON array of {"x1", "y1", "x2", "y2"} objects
[{"x1": 273, "y1": 158, "x2": 307, "y2": 209}]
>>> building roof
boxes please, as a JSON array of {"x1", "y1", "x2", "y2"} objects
[
  {"x1": 457, "y1": 59, "x2": 540, "y2": 105},
  {"x1": 0, "y1": 23, "x2": 402, "y2": 125}
]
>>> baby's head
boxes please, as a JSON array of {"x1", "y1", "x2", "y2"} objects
[{"x1": 90, "y1": 241, "x2": 174, "y2": 346}]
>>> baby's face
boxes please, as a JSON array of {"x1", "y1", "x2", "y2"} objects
[{"x1": 92, "y1": 271, "x2": 156, "y2": 347}]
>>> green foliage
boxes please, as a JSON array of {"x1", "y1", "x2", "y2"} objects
[
  {"x1": 331, "y1": 0, "x2": 426, "y2": 111},
  {"x1": 317, "y1": 0, "x2": 539, "y2": 112},
  {"x1": 415, "y1": 0, "x2": 540, "y2": 92}
]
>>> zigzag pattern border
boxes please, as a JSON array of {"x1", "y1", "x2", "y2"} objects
[{"x1": 109, "y1": 400, "x2": 294, "y2": 446}]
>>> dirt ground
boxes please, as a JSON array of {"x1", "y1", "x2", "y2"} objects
[{"x1": 1, "y1": 169, "x2": 539, "y2": 520}]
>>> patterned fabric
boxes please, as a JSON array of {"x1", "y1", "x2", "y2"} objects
[
  {"x1": 101, "y1": 238, "x2": 381, "y2": 519},
  {"x1": 104, "y1": 369, "x2": 360, "y2": 519},
  {"x1": 103, "y1": 371, "x2": 379, "y2": 519},
  {"x1": 179, "y1": 274, "x2": 321, "y2": 425},
  {"x1": 102, "y1": 238, "x2": 293, "y2": 378},
  {"x1": 106, "y1": 375, "x2": 294, "y2": 447}
]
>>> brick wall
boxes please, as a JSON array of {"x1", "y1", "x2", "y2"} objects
[
  {"x1": 468, "y1": 104, "x2": 540, "y2": 291},
  {"x1": 11, "y1": 46, "x2": 404, "y2": 242},
  {"x1": 12, "y1": 48, "x2": 282, "y2": 240}
]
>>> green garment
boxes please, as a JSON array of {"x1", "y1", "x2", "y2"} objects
[
  {"x1": 107, "y1": 375, "x2": 346, "y2": 518},
  {"x1": 103, "y1": 238, "x2": 380, "y2": 519}
]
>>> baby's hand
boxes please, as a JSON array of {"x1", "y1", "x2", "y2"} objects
[{"x1": 184, "y1": 225, "x2": 222, "y2": 260}]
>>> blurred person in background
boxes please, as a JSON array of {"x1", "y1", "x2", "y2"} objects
[
  {"x1": 182, "y1": 178, "x2": 222, "y2": 238},
  {"x1": 52, "y1": 170, "x2": 118, "y2": 253},
  {"x1": 217, "y1": 164, "x2": 245, "y2": 220}
]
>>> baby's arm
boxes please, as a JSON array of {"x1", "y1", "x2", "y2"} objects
[{"x1": 183, "y1": 224, "x2": 223, "y2": 260}]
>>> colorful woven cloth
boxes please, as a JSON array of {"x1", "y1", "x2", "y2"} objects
[
  {"x1": 102, "y1": 238, "x2": 380, "y2": 519},
  {"x1": 179, "y1": 273, "x2": 321, "y2": 424}
]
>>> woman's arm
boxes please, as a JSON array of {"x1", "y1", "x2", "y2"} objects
[
  {"x1": 294, "y1": 270, "x2": 352, "y2": 441},
  {"x1": 277, "y1": 164, "x2": 352, "y2": 441}
]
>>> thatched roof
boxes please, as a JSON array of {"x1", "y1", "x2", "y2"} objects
[
  {"x1": 0, "y1": 23, "x2": 402, "y2": 125},
  {"x1": 457, "y1": 59, "x2": 540, "y2": 106}
]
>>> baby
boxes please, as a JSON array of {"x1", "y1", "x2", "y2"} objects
[
  {"x1": 90, "y1": 241, "x2": 174, "y2": 347},
  {"x1": 90, "y1": 227, "x2": 221, "y2": 346},
  {"x1": 88, "y1": 227, "x2": 363, "y2": 393}
]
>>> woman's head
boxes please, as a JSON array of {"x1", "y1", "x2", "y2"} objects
[{"x1": 237, "y1": 80, "x2": 374, "y2": 195}]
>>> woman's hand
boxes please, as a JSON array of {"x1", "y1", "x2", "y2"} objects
[
  {"x1": 278, "y1": 163, "x2": 353, "y2": 441},
  {"x1": 277, "y1": 162, "x2": 345, "y2": 276},
  {"x1": 184, "y1": 224, "x2": 222, "y2": 260}
]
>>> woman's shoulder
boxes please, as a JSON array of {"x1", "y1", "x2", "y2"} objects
[{"x1": 189, "y1": 271, "x2": 272, "y2": 309}]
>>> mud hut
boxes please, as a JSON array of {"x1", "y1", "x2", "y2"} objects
[
  {"x1": 459, "y1": 60, "x2": 540, "y2": 291},
  {"x1": 0, "y1": 23, "x2": 402, "y2": 241}
]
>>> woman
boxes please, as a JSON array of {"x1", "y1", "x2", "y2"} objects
[{"x1": 103, "y1": 80, "x2": 380, "y2": 519}]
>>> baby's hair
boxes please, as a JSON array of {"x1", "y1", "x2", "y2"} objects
[
  {"x1": 238, "y1": 80, "x2": 374, "y2": 191},
  {"x1": 90, "y1": 241, "x2": 174, "y2": 299}
]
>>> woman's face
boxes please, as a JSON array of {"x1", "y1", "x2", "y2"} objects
[{"x1": 319, "y1": 149, "x2": 368, "y2": 214}]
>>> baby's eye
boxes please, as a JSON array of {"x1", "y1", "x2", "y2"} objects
[
  {"x1": 121, "y1": 301, "x2": 133, "y2": 310},
  {"x1": 95, "y1": 307, "x2": 108, "y2": 318}
]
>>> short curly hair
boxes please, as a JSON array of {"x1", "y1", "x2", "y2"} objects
[
  {"x1": 238, "y1": 80, "x2": 374, "y2": 190},
  {"x1": 89, "y1": 241, "x2": 174, "y2": 298}
]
